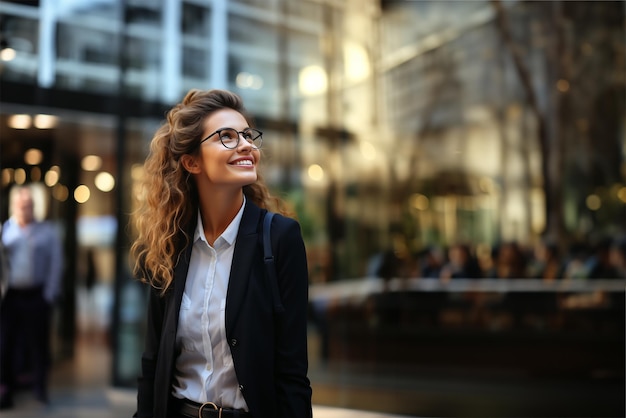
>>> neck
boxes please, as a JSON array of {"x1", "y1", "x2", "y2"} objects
[
  {"x1": 198, "y1": 188, "x2": 244, "y2": 245},
  {"x1": 15, "y1": 217, "x2": 32, "y2": 228}
]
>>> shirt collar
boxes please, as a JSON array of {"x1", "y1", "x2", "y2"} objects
[{"x1": 193, "y1": 196, "x2": 246, "y2": 248}]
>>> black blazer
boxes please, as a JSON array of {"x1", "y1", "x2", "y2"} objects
[{"x1": 135, "y1": 200, "x2": 312, "y2": 418}]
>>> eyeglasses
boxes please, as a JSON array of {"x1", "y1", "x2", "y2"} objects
[{"x1": 200, "y1": 127, "x2": 263, "y2": 149}]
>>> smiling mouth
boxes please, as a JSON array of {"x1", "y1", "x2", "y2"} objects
[{"x1": 231, "y1": 160, "x2": 253, "y2": 166}]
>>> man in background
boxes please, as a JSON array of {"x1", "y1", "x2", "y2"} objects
[{"x1": 0, "y1": 184, "x2": 63, "y2": 409}]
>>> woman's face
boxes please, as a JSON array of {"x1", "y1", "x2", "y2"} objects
[{"x1": 191, "y1": 108, "x2": 261, "y2": 191}]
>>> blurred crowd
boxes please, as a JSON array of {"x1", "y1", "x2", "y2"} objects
[{"x1": 374, "y1": 235, "x2": 626, "y2": 282}]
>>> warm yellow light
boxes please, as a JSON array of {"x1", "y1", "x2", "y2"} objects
[
  {"x1": 343, "y1": 41, "x2": 370, "y2": 83},
  {"x1": 586, "y1": 194, "x2": 601, "y2": 211},
  {"x1": 236, "y1": 72, "x2": 263, "y2": 90},
  {"x1": 33, "y1": 114, "x2": 59, "y2": 129},
  {"x1": 44, "y1": 166, "x2": 60, "y2": 186},
  {"x1": 360, "y1": 141, "x2": 376, "y2": 160},
  {"x1": 74, "y1": 185, "x2": 90, "y2": 203},
  {"x1": 14, "y1": 168, "x2": 26, "y2": 184},
  {"x1": 95, "y1": 172, "x2": 115, "y2": 192},
  {"x1": 45, "y1": 170, "x2": 59, "y2": 186},
  {"x1": 410, "y1": 193, "x2": 429, "y2": 211},
  {"x1": 8, "y1": 114, "x2": 31, "y2": 129},
  {"x1": 2, "y1": 168, "x2": 13, "y2": 186},
  {"x1": 299, "y1": 65, "x2": 327, "y2": 96},
  {"x1": 479, "y1": 177, "x2": 496, "y2": 194},
  {"x1": 131, "y1": 164, "x2": 144, "y2": 181},
  {"x1": 24, "y1": 148, "x2": 43, "y2": 165},
  {"x1": 81, "y1": 155, "x2": 102, "y2": 171},
  {"x1": 0, "y1": 47, "x2": 16, "y2": 61},
  {"x1": 617, "y1": 187, "x2": 626, "y2": 203},
  {"x1": 556, "y1": 79, "x2": 570, "y2": 92},
  {"x1": 307, "y1": 164, "x2": 324, "y2": 182},
  {"x1": 52, "y1": 184, "x2": 69, "y2": 201}
]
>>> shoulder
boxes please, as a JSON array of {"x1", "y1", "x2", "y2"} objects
[
  {"x1": 2, "y1": 218, "x2": 15, "y2": 231},
  {"x1": 268, "y1": 211, "x2": 300, "y2": 234},
  {"x1": 266, "y1": 212, "x2": 305, "y2": 255}
]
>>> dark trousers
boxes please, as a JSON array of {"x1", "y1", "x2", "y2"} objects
[{"x1": 0, "y1": 286, "x2": 51, "y2": 403}]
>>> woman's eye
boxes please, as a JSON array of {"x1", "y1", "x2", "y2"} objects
[{"x1": 220, "y1": 132, "x2": 236, "y2": 142}]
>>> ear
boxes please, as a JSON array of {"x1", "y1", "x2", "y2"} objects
[{"x1": 180, "y1": 154, "x2": 201, "y2": 174}]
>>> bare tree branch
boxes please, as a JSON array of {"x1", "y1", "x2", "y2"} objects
[{"x1": 491, "y1": 0, "x2": 542, "y2": 122}]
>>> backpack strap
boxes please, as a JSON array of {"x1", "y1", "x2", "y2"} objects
[{"x1": 263, "y1": 211, "x2": 285, "y2": 314}]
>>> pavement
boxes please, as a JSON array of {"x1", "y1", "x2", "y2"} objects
[
  {"x1": 0, "y1": 335, "x2": 413, "y2": 418},
  {"x1": 2, "y1": 326, "x2": 624, "y2": 418},
  {"x1": 0, "y1": 285, "x2": 415, "y2": 418}
]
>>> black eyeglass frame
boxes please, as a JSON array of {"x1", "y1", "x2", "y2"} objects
[{"x1": 199, "y1": 127, "x2": 263, "y2": 149}]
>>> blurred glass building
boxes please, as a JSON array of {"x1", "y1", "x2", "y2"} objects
[{"x1": 1, "y1": 0, "x2": 624, "y2": 416}]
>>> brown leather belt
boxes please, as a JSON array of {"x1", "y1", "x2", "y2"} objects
[{"x1": 173, "y1": 398, "x2": 251, "y2": 418}]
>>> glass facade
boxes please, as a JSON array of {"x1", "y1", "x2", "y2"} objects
[{"x1": 1, "y1": 0, "x2": 624, "y2": 416}]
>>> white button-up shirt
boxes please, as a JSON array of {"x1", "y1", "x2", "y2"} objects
[{"x1": 172, "y1": 200, "x2": 248, "y2": 410}]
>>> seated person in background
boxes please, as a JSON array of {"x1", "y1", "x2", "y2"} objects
[
  {"x1": 587, "y1": 237, "x2": 621, "y2": 279},
  {"x1": 526, "y1": 240, "x2": 564, "y2": 281},
  {"x1": 440, "y1": 243, "x2": 482, "y2": 281},
  {"x1": 418, "y1": 246, "x2": 444, "y2": 279},
  {"x1": 484, "y1": 241, "x2": 527, "y2": 279}
]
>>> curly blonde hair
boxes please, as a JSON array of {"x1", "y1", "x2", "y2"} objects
[{"x1": 131, "y1": 89, "x2": 289, "y2": 295}]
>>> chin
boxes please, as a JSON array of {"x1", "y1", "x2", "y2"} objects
[{"x1": 237, "y1": 174, "x2": 257, "y2": 186}]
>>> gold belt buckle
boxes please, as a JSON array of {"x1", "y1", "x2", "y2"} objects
[{"x1": 198, "y1": 401, "x2": 221, "y2": 418}]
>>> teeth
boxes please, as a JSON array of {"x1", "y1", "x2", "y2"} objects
[{"x1": 234, "y1": 160, "x2": 252, "y2": 166}]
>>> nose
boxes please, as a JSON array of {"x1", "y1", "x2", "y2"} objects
[{"x1": 237, "y1": 134, "x2": 253, "y2": 151}]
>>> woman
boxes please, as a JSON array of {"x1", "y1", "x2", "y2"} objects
[{"x1": 132, "y1": 89, "x2": 312, "y2": 418}]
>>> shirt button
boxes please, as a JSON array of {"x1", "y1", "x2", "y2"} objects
[{"x1": 230, "y1": 338, "x2": 238, "y2": 347}]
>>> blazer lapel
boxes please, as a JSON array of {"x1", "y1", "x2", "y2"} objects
[
  {"x1": 173, "y1": 241, "x2": 193, "y2": 308},
  {"x1": 226, "y1": 199, "x2": 262, "y2": 333}
]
